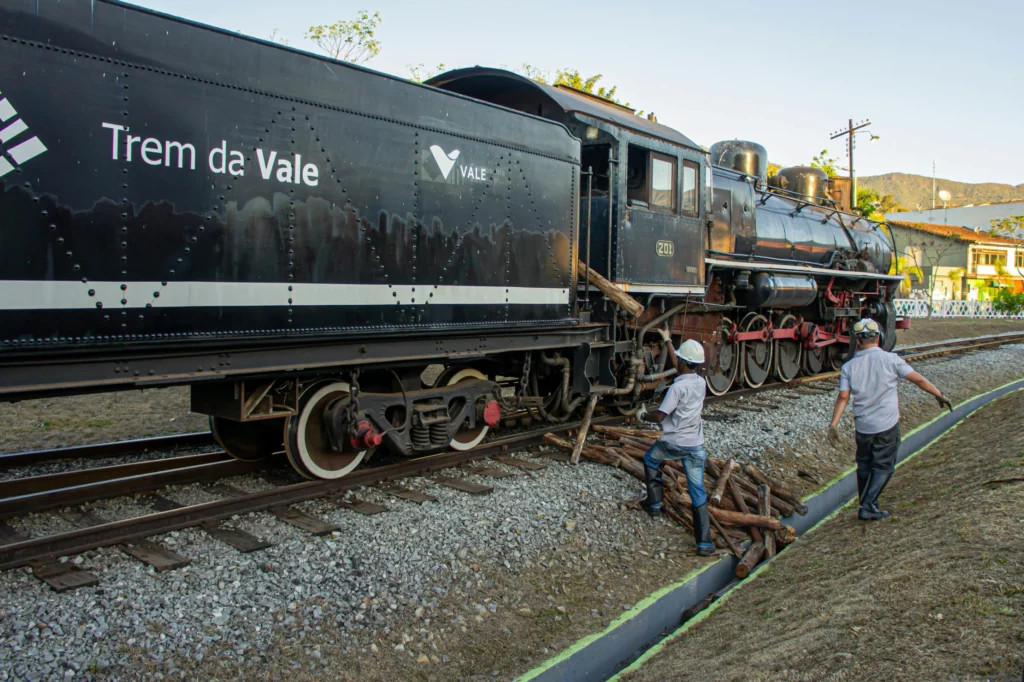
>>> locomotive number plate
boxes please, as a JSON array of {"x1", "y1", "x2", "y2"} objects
[{"x1": 656, "y1": 240, "x2": 674, "y2": 257}]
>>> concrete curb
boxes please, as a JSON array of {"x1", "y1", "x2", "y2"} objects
[{"x1": 517, "y1": 377, "x2": 1024, "y2": 682}]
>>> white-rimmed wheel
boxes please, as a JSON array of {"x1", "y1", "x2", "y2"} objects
[
  {"x1": 706, "y1": 316, "x2": 738, "y2": 396},
  {"x1": 740, "y1": 313, "x2": 772, "y2": 388},
  {"x1": 772, "y1": 314, "x2": 803, "y2": 382},
  {"x1": 440, "y1": 367, "x2": 490, "y2": 451},
  {"x1": 210, "y1": 416, "x2": 283, "y2": 462},
  {"x1": 284, "y1": 382, "x2": 368, "y2": 480}
]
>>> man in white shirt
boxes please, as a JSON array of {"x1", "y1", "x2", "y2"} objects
[
  {"x1": 828, "y1": 318, "x2": 952, "y2": 520},
  {"x1": 637, "y1": 334, "x2": 714, "y2": 556}
]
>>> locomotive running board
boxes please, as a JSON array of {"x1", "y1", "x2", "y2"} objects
[{"x1": 517, "y1": 376, "x2": 1024, "y2": 682}]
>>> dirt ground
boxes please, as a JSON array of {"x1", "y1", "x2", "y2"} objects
[
  {"x1": 625, "y1": 390, "x2": 1024, "y2": 682},
  {"x1": 896, "y1": 318, "x2": 1024, "y2": 346},
  {"x1": 0, "y1": 388, "x2": 205, "y2": 453}
]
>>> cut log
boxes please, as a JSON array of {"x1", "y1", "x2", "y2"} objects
[
  {"x1": 735, "y1": 541, "x2": 765, "y2": 579},
  {"x1": 592, "y1": 424, "x2": 661, "y2": 439},
  {"x1": 743, "y1": 464, "x2": 810, "y2": 515},
  {"x1": 570, "y1": 394, "x2": 601, "y2": 465},
  {"x1": 728, "y1": 478, "x2": 763, "y2": 544},
  {"x1": 775, "y1": 524, "x2": 797, "y2": 546},
  {"x1": 577, "y1": 261, "x2": 645, "y2": 319},
  {"x1": 758, "y1": 484, "x2": 776, "y2": 559},
  {"x1": 710, "y1": 507, "x2": 782, "y2": 530},
  {"x1": 710, "y1": 459, "x2": 738, "y2": 507},
  {"x1": 709, "y1": 512, "x2": 742, "y2": 558}
]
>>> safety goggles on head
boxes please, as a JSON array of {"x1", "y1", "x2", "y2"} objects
[{"x1": 853, "y1": 318, "x2": 881, "y2": 338}]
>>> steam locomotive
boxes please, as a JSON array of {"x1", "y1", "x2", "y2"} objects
[{"x1": 0, "y1": 0, "x2": 902, "y2": 479}]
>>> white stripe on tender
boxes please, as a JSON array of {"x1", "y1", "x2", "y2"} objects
[
  {"x1": 0, "y1": 281, "x2": 569, "y2": 310},
  {"x1": 0, "y1": 119, "x2": 27, "y2": 144},
  {"x1": 0, "y1": 157, "x2": 14, "y2": 178},
  {"x1": 0, "y1": 98, "x2": 15, "y2": 122},
  {"x1": 7, "y1": 136, "x2": 46, "y2": 165}
]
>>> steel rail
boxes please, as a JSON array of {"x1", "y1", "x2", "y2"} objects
[
  {"x1": 0, "y1": 458, "x2": 262, "y2": 520},
  {"x1": 0, "y1": 451, "x2": 232, "y2": 499},
  {"x1": 0, "y1": 432, "x2": 214, "y2": 470},
  {"x1": 0, "y1": 417, "x2": 621, "y2": 570}
]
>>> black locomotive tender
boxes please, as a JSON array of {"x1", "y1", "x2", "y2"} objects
[{"x1": 0, "y1": 0, "x2": 902, "y2": 479}]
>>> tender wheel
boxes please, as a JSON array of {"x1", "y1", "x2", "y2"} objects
[
  {"x1": 210, "y1": 416, "x2": 283, "y2": 462},
  {"x1": 440, "y1": 367, "x2": 490, "y2": 451},
  {"x1": 706, "y1": 317, "x2": 738, "y2": 396},
  {"x1": 773, "y1": 314, "x2": 802, "y2": 382},
  {"x1": 284, "y1": 382, "x2": 368, "y2": 480},
  {"x1": 740, "y1": 313, "x2": 772, "y2": 388}
]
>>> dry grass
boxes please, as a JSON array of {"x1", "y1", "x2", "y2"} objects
[
  {"x1": 0, "y1": 388, "x2": 205, "y2": 453},
  {"x1": 626, "y1": 389, "x2": 1024, "y2": 682}
]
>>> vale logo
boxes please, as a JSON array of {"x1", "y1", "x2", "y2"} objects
[
  {"x1": 0, "y1": 90, "x2": 47, "y2": 178},
  {"x1": 421, "y1": 142, "x2": 492, "y2": 185}
]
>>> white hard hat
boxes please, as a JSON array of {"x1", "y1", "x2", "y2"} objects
[
  {"x1": 853, "y1": 318, "x2": 881, "y2": 337},
  {"x1": 675, "y1": 339, "x2": 705, "y2": 365}
]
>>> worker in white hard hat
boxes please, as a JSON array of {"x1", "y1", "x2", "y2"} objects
[
  {"x1": 636, "y1": 332, "x2": 714, "y2": 556},
  {"x1": 828, "y1": 318, "x2": 952, "y2": 520}
]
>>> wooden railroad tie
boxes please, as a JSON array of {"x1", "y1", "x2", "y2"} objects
[
  {"x1": 144, "y1": 493, "x2": 272, "y2": 553},
  {"x1": 380, "y1": 486, "x2": 438, "y2": 504},
  {"x1": 0, "y1": 521, "x2": 99, "y2": 592},
  {"x1": 432, "y1": 477, "x2": 493, "y2": 495},
  {"x1": 61, "y1": 508, "x2": 190, "y2": 572}
]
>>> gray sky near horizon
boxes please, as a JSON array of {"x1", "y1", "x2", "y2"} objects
[{"x1": 130, "y1": 0, "x2": 1024, "y2": 186}]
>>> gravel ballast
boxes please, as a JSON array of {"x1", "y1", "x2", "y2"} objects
[{"x1": 1, "y1": 344, "x2": 1023, "y2": 681}]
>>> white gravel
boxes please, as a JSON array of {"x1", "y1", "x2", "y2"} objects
[{"x1": 1, "y1": 344, "x2": 1022, "y2": 681}]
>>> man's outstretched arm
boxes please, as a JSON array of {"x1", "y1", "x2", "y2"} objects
[{"x1": 905, "y1": 371, "x2": 952, "y2": 410}]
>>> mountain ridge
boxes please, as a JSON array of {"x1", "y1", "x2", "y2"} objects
[{"x1": 859, "y1": 173, "x2": 1024, "y2": 211}]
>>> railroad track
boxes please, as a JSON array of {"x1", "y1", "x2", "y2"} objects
[{"x1": 1, "y1": 330, "x2": 1021, "y2": 588}]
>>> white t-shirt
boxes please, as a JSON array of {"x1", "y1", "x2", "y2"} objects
[
  {"x1": 657, "y1": 373, "x2": 705, "y2": 448},
  {"x1": 839, "y1": 346, "x2": 914, "y2": 435}
]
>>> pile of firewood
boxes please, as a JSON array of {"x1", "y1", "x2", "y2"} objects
[{"x1": 543, "y1": 424, "x2": 808, "y2": 579}]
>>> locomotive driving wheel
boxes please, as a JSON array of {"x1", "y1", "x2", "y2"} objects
[
  {"x1": 210, "y1": 416, "x2": 283, "y2": 462},
  {"x1": 772, "y1": 314, "x2": 802, "y2": 383},
  {"x1": 284, "y1": 382, "x2": 368, "y2": 480},
  {"x1": 705, "y1": 317, "x2": 738, "y2": 396},
  {"x1": 740, "y1": 313, "x2": 773, "y2": 388},
  {"x1": 435, "y1": 366, "x2": 491, "y2": 451}
]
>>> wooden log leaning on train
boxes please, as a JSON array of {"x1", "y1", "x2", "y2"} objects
[
  {"x1": 570, "y1": 394, "x2": 600, "y2": 465},
  {"x1": 576, "y1": 261, "x2": 645, "y2": 319}
]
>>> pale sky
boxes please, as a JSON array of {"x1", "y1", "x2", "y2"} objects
[{"x1": 131, "y1": 0, "x2": 1024, "y2": 185}]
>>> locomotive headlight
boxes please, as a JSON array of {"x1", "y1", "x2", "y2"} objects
[{"x1": 585, "y1": 126, "x2": 599, "y2": 141}]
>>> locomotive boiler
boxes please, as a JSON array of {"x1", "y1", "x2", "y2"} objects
[{"x1": 0, "y1": 0, "x2": 902, "y2": 481}]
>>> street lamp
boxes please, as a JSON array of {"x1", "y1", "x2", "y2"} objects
[{"x1": 829, "y1": 119, "x2": 879, "y2": 212}]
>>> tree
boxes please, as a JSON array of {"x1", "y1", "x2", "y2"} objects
[
  {"x1": 810, "y1": 149, "x2": 839, "y2": 178},
  {"x1": 989, "y1": 215, "x2": 1024, "y2": 237},
  {"x1": 854, "y1": 188, "x2": 905, "y2": 220},
  {"x1": 894, "y1": 227, "x2": 963, "y2": 315},
  {"x1": 306, "y1": 10, "x2": 382, "y2": 64},
  {"x1": 267, "y1": 29, "x2": 290, "y2": 47},
  {"x1": 520, "y1": 65, "x2": 643, "y2": 115},
  {"x1": 766, "y1": 162, "x2": 782, "y2": 178},
  {"x1": 894, "y1": 254, "x2": 924, "y2": 296},
  {"x1": 408, "y1": 63, "x2": 447, "y2": 83}
]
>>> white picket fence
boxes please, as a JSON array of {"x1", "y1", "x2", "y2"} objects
[{"x1": 893, "y1": 299, "x2": 1024, "y2": 319}]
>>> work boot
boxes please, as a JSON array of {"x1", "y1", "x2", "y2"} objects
[
  {"x1": 692, "y1": 504, "x2": 714, "y2": 555},
  {"x1": 858, "y1": 471, "x2": 894, "y2": 521},
  {"x1": 642, "y1": 465, "x2": 664, "y2": 518},
  {"x1": 856, "y1": 466, "x2": 870, "y2": 505}
]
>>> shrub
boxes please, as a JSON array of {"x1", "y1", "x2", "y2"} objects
[{"x1": 991, "y1": 288, "x2": 1024, "y2": 315}]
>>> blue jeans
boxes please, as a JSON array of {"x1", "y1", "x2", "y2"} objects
[{"x1": 643, "y1": 440, "x2": 709, "y2": 508}]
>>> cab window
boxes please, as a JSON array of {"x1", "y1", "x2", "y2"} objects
[
  {"x1": 681, "y1": 161, "x2": 699, "y2": 216},
  {"x1": 627, "y1": 145, "x2": 677, "y2": 213}
]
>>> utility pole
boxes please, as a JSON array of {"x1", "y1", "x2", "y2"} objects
[
  {"x1": 830, "y1": 118, "x2": 871, "y2": 212},
  {"x1": 932, "y1": 161, "x2": 936, "y2": 209}
]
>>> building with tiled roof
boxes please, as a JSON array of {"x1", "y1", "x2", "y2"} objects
[
  {"x1": 885, "y1": 200, "x2": 1024, "y2": 237},
  {"x1": 886, "y1": 220, "x2": 1024, "y2": 301}
]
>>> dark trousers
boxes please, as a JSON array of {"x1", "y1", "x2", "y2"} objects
[{"x1": 854, "y1": 423, "x2": 900, "y2": 508}]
